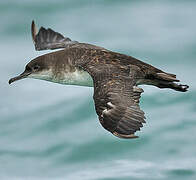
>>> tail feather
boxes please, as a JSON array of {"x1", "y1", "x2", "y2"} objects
[
  {"x1": 157, "y1": 82, "x2": 189, "y2": 92},
  {"x1": 165, "y1": 72, "x2": 177, "y2": 78},
  {"x1": 155, "y1": 72, "x2": 189, "y2": 92},
  {"x1": 156, "y1": 72, "x2": 179, "y2": 82},
  {"x1": 172, "y1": 83, "x2": 189, "y2": 92},
  {"x1": 145, "y1": 72, "x2": 189, "y2": 92}
]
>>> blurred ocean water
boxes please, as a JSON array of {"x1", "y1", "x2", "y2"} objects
[{"x1": 0, "y1": 0, "x2": 196, "y2": 179}]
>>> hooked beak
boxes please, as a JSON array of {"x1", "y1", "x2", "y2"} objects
[{"x1": 9, "y1": 71, "x2": 31, "y2": 84}]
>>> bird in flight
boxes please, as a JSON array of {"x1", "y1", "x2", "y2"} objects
[{"x1": 9, "y1": 21, "x2": 189, "y2": 139}]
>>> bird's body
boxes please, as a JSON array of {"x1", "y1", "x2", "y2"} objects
[
  {"x1": 9, "y1": 21, "x2": 189, "y2": 139},
  {"x1": 26, "y1": 45, "x2": 178, "y2": 89}
]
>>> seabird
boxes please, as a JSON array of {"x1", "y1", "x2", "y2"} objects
[{"x1": 9, "y1": 21, "x2": 189, "y2": 139}]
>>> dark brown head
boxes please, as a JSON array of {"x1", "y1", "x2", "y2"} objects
[{"x1": 9, "y1": 55, "x2": 52, "y2": 84}]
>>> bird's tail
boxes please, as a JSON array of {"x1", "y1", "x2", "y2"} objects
[{"x1": 146, "y1": 72, "x2": 189, "y2": 92}]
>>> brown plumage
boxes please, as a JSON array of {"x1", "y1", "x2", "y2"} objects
[{"x1": 9, "y1": 21, "x2": 189, "y2": 139}]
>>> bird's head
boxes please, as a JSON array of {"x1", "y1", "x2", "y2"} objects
[{"x1": 9, "y1": 56, "x2": 53, "y2": 84}]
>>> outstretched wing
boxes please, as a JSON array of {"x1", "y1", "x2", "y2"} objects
[
  {"x1": 91, "y1": 67, "x2": 146, "y2": 139},
  {"x1": 31, "y1": 20, "x2": 78, "y2": 51}
]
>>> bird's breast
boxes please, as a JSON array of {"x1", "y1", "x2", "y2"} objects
[{"x1": 53, "y1": 69, "x2": 94, "y2": 87}]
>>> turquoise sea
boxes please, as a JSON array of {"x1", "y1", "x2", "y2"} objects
[{"x1": 1, "y1": 0, "x2": 196, "y2": 179}]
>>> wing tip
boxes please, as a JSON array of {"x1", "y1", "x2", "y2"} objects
[
  {"x1": 113, "y1": 132, "x2": 139, "y2": 139},
  {"x1": 31, "y1": 20, "x2": 37, "y2": 44}
]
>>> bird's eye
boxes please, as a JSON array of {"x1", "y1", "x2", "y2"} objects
[{"x1": 33, "y1": 65, "x2": 40, "y2": 70}]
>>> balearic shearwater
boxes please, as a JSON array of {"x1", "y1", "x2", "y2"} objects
[{"x1": 9, "y1": 21, "x2": 189, "y2": 139}]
